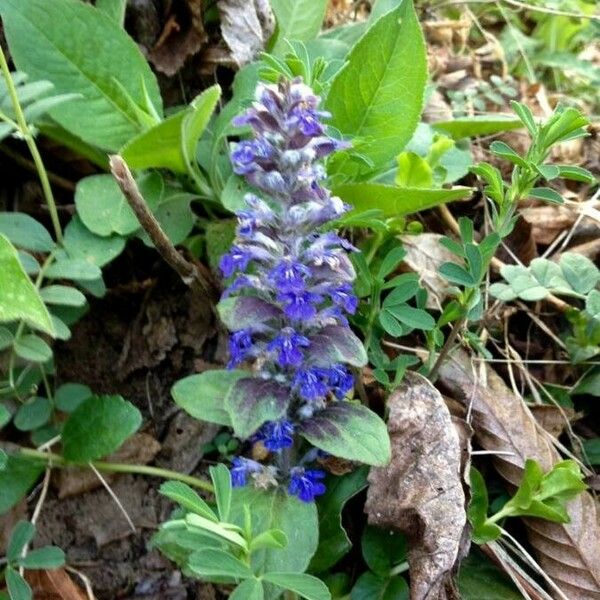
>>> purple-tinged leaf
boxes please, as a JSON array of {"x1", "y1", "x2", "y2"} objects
[
  {"x1": 308, "y1": 325, "x2": 367, "y2": 368},
  {"x1": 218, "y1": 296, "x2": 282, "y2": 331},
  {"x1": 225, "y1": 378, "x2": 289, "y2": 439}
]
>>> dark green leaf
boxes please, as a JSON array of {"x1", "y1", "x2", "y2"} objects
[
  {"x1": 0, "y1": 213, "x2": 54, "y2": 252},
  {"x1": 44, "y1": 258, "x2": 101, "y2": 281},
  {"x1": 489, "y1": 141, "x2": 527, "y2": 168},
  {"x1": 0, "y1": 455, "x2": 44, "y2": 514},
  {"x1": 54, "y1": 383, "x2": 92, "y2": 413},
  {"x1": 18, "y1": 546, "x2": 65, "y2": 569},
  {"x1": 40, "y1": 285, "x2": 87, "y2": 307},
  {"x1": 63, "y1": 217, "x2": 125, "y2": 268},
  {"x1": 559, "y1": 253, "x2": 600, "y2": 295},
  {"x1": 351, "y1": 572, "x2": 409, "y2": 600},
  {"x1": 433, "y1": 116, "x2": 522, "y2": 139},
  {"x1": 361, "y1": 525, "x2": 407, "y2": 577},
  {"x1": 14, "y1": 397, "x2": 51, "y2": 431},
  {"x1": 438, "y1": 262, "x2": 475, "y2": 287},
  {"x1": 8, "y1": 520, "x2": 36, "y2": 562},
  {"x1": 385, "y1": 304, "x2": 435, "y2": 330},
  {"x1": 528, "y1": 187, "x2": 563, "y2": 205},
  {"x1": 13, "y1": 335, "x2": 53, "y2": 363},
  {"x1": 5, "y1": 567, "x2": 32, "y2": 600},
  {"x1": 467, "y1": 468, "x2": 501, "y2": 544}
]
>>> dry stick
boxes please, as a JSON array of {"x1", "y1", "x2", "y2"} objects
[{"x1": 109, "y1": 155, "x2": 217, "y2": 303}]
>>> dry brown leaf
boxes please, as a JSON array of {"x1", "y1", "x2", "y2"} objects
[
  {"x1": 365, "y1": 372, "x2": 468, "y2": 600},
  {"x1": 530, "y1": 405, "x2": 577, "y2": 438},
  {"x1": 149, "y1": 0, "x2": 207, "y2": 76},
  {"x1": 400, "y1": 233, "x2": 454, "y2": 309},
  {"x1": 521, "y1": 205, "x2": 577, "y2": 245},
  {"x1": 56, "y1": 433, "x2": 161, "y2": 498},
  {"x1": 25, "y1": 569, "x2": 87, "y2": 600},
  {"x1": 217, "y1": 0, "x2": 275, "y2": 67},
  {"x1": 437, "y1": 349, "x2": 600, "y2": 599}
]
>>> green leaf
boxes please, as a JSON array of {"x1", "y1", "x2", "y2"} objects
[
  {"x1": 395, "y1": 152, "x2": 433, "y2": 188},
  {"x1": 438, "y1": 262, "x2": 475, "y2": 287},
  {"x1": 218, "y1": 296, "x2": 282, "y2": 331},
  {"x1": 221, "y1": 174, "x2": 255, "y2": 213},
  {"x1": 379, "y1": 309, "x2": 406, "y2": 337},
  {"x1": 299, "y1": 402, "x2": 391, "y2": 466},
  {"x1": 310, "y1": 467, "x2": 369, "y2": 572},
  {"x1": 555, "y1": 165, "x2": 596, "y2": 184},
  {"x1": 377, "y1": 247, "x2": 407, "y2": 281},
  {"x1": 362, "y1": 526, "x2": 407, "y2": 577},
  {"x1": 229, "y1": 579, "x2": 264, "y2": 600},
  {"x1": 351, "y1": 572, "x2": 409, "y2": 600},
  {"x1": 210, "y1": 464, "x2": 232, "y2": 522},
  {"x1": 326, "y1": 0, "x2": 427, "y2": 178},
  {"x1": 309, "y1": 325, "x2": 368, "y2": 368},
  {"x1": 8, "y1": 520, "x2": 36, "y2": 562},
  {"x1": 385, "y1": 304, "x2": 435, "y2": 330},
  {"x1": 262, "y1": 573, "x2": 331, "y2": 600},
  {"x1": 0, "y1": 455, "x2": 44, "y2": 514},
  {"x1": 159, "y1": 481, "x2": 218, "y2": 522},
  {"x1": 18, "y1": 546, "x2": 65, "y2": 569},
  {"x1": 40, "y1": 285, "x2": 87, "y2": 307},
  {"x1": 574, "y1": 369, "x2": 600, "y2": 397},
  {"x1": 171, "y1": 370, "x2": 247, "y2": 427},
  {"x1": 205, "y1": 220, "x2": 237, "y2": 271},
  {"x1": 0, "y1": 405, "x2": 10, "y2": 429},
  {"x1": 5, "y1": 567, "x2": 32, "y2": 600},
  {"x1": 528, "y1": 187, "x2": 564, "y2": 205},
  {"x1": 230, "y1": 487, "x2": 318, "y2": 575},
  {"x1": 95, "y1": 0, "x2": 127, "y2": 26},
  {"x1": 249, "y1": 529, "x2": 288, "y2": 552},
  {"x1": 14, "y1": 397, "x2": 52, "y2": 431},
  {"x1": 185, "y1": 513, "x2": 247, "y2": 549},
  {"x1": 0, "y1": 213, "x2": 54, "y2": 252},
  {"x1": 432, "y1": 116, "x2": 522, "y2": 139},
  {"x1": 54, "y1": 382, "x2": 92, "y2": 412},
  {"x1": 559, "y1": 253, "x2": 600, "y2": 295},
  {"x1": 0, "y1": 0, "x2": 162, "y2": 151},
  {"x1": 489, "y1": 141, "x2": 528, "y2": 168},
  {"x1": 62, "y1": 395, "x2": 142, "y2": 462},
  {"x1": 13, "y1": 334, "x2": 53, "y2": 363},
  {"x1": 470, "y1": 163, "x2": 504, "y2": 204},
  {"x1": 510, "y1": 101, "x2": 537, "y2": 137},
  {"x1": 582, "y1": 438, "x2": 600, "y2": 465},
  {"x1": 335, "y1": 183, "x2": 470, "y2": 217},
  {"x1": 45, "y1": 258, "x2": 101, "y2": 281},
  {"x1": 63, "y1": 216, "x2": 126, "y2": 267},
  {"x1": 270, "y1": 0, "x2": 328, "y2": 55},
  {"x1": 0, "y1": 234, "x2": 54, "y2": 335},
  {"x1": 138, "y1": 192, "x2": 195, "y2": 247},
  {"x1": 225, "y1": 378, "x2": 289, "y2": 439},
  {"x1": 188, "y1": 548, "x2": 253, "y2": 580},
  {"x1": 467, "y1": 468, "x2": 501, "y2": 544}
]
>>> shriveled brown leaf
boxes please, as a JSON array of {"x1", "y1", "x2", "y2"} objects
[
  {"x1": 56, "y1": 433, "x2": 161, "y2": 498},
  {"x1": 217, "y1": 0, "x2": 275, "y2": 67},
  {"x1": 438, "y1": 349, "x2": 600, "y2": 599},
  {"x1": 521, "y1": 205, "x2": 577, "y2": 245},
  {"x1": 400, "y1": 233, "x2": 454, "y2": 309},
  {"x1": 26, "y1": 569, "x2": 87, "y2": 600},
  {"x1": 365, "y1": 372, "x2": 468, "y2": 600},
  {"x1": 149, "y1": 0, "x2": 207, "y2": 76},
  {"x1": 530, "y1": 405, "x2": 577, "y2": 438}
]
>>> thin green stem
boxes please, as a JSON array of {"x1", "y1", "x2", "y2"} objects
[
  {"x1": 0, "y1": 46, "x2": 63, "y2": 244},
  {"x1": 18, "y1": 447, "x2": 214, "y2": 492}
]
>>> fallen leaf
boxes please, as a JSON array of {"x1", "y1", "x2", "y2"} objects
[
  {"x1": 26, "y1": 568, "x2": 87, "y2": 600},
  {"x1": 437, "y1": 349, "x2": 600, "y2": 599},
  {"x1": 495, "y1": 215, "x2": 537, "y2": 266},
  {"x1": 149, "y1": 0, "x2": 207, "y2": 76},
  {"x1": 400, "y1": 233, "x2": 454, "y2": 309},
  {"x1": 529, "y1": 405, "x2": 577, "y2": 438},
  {"x1": 56, "y1": 433, "x2": 161, "y2": 498},
  {"x1": 365, "y1": 371, "x2": 469, "y2": 600},
  {"x1": 217, "y1": 0, "x2": 275, "y2": 67},
  {"x1": 521, "y1": 205, "x2": 576, "y2": 245}
]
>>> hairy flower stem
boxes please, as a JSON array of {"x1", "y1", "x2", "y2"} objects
[
  {"x1": 18, "y1": 447, "x2": 213, "y2": 492},
  {"x1": 0, "y1": 46, "x2": 63, "y2": 244}
]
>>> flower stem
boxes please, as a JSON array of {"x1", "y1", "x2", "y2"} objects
[
  {"x1": 0, "y1": 46, "x2": 63, "y2": 245},
  {"x1": 18, "y1": 447, "x2": 214, "y2": 492}
]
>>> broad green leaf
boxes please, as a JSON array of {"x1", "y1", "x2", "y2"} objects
[
  {"x1": 171, "y1": 370, "x2": 248, "y2": 426},
  {"x1": 0, "y1": 0, "x2": 162, "y2": 150},
  {"x1": 221, "y1": 174, "x2": 254, "y2": 213},
  {"x1": 230, "y1": 579, "x2": 264, "y2": 600},
  {"x1": 262, "y1": 572, "x2": 331, "y2": 600},
  {"x1": 351, "y1": 572, "x2": 409, "y2": 600},
  {"x1": 63, "y1": 216, "x2": 126, "y2": 268},
  {"x1": 574, "y1": 369, "x2": 600, "y2": 397},
  {"x1": 13, "y1": 334, "x2": 52, "y2": 363},
  {"x1": 0, "y1": 404, "x2": 10, "y2": 428},
  {"x1": 385, "y1": 304, "x2": 435, "y2": 330},
  {"x1": 432, "y1": 116, "x2": 522, "y2": 139},
  {"x1": 159, "y1": 481, "x2": 218, "y2": 522},
  {"x1": 62, "y1": 395, "x2": 142, "y2": 462},
  {"x1": 270, "y1": 0, "x2": 328, "y2": 55},
  {"x1": 5, "y1": 567, "x2": 32, "y2": 600},
  {"x1": 310, "y1": 467, "x2": 369, "y2": 572},
  {"x1": 0, "y1": 234, "x2": 54, "y2": 335},
  {"x1": 439, "y1": 262, "x2": 475, "y2": 287},
  {"x1": 309, "y1": 325, "x2": 368, "y2": 368},
  {"x1": 326, "y1": 0, "x2": 427, "y2": 178},
  {"x1": 210, "y1": 464, "x2": 232, "y2": 522},
  {"x1": 44, "y1": 258, "x2": 101, "y2": 281},
  {"x1": 489, "y1": 141, "x2": 528, "y2": 168},
  {"x1": 528, "y1": 187, "x2": 563, "y2": 205},
  {"x1": 0, "y1": 455, "x2": 44, "y2": 514},
  {"x1": 185, "y1": 513, "x2": 247, "y2": 549},
  {"x1": 334, "y1": 183, "x2": 470, "y2": 216},
  {"x1": 225, "y1": 378, "x2": 289, "y2": 439},
  {"x1": 379, "y1": 309, "x2": 406, "y2": 337},
  {"x1": 188, "y1": 548, "x2": 253, "y2": 580},
  {"x1": 205, "y1": 219, "x2": 237, "y2": 271},
  {"x1": 121, "y1": 109, "x2": 189, "y2": 173},
  {"x1": 361, "y1": 526, "x2": 407, "y2": 577},
  {"x1": 8, "y1": 520, "x2": 36, "y2": 561},
  {"x1": 14, "y1": 397, "x2": 51, "y2": 431},
  {"x1": 40, "y1": 285, "x2": 87, "y2": 307},
  {"x1": 249, "y1": 529, "x2": 288, "y2": 552},
  {"x1": 54, "y1": 382, "x2": 92, "y2": 412},
  {"x1": 230, "y1": 487, "x2": 318, "y2": 575},
  {"x1": 0, "y1": 213, "x2": 54, "y2": 252},
  {"x1": 395, "y1": 152, "x2": 433, "y2": 188},
  {"x1": 298, "y1": 402, "x2": 391, "y2": 466},
  {"x1": 138, "y1": 192, "x2": 195, "y2": 247},
  {"x1": 18, "y1": 251, "x2": 40, "y2": 276},
  {"x1": 555, "y1": 165, "x2": 596, "y2": 184},
  {"x1": 582, "y1": 438, "x2": 600, "y2": 464},
  {"x1": 18, "y1": 546, "x2": 65, "y2": 569},
  {"x1": 95, "y1": 0, "x2": 127, "y2": 26},
  {"x1": 559, "y1": 253, "x2": 600, "y2": 295}
]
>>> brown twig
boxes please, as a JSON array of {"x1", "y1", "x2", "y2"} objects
[{"x1": 109, "y1": 155, "x2": 217, "y2": 302}]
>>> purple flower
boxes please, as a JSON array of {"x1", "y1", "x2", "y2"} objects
[
  {"x1": 220, "y1": 246, "x2": 252, "y2": 278},
  {"x1": 288, "y1": 468, "x2": 326, "y2": 502},
  {"x1": 231, "y1": 139, "x2": 273, "y2": 175},
  {"x1": 254, "y1": 420, "x2": 295, "y2": 452},
  {"x1": 278, "y1": 290, "x2": 323, "y2": 321},
  {"x1": 330, "y1": 284, "x2": 358, "y2": 315},
  {"x1": 327, "y1": 364, "x2": 354, "y2": 399},
  {"x1": 231, "y1": 457, "x2": 263, "y2": 487},
  {"x1": 228, "y1": 329, "x2": 253, "y2": 368},
  {"x1": 294, "y1": 367, "x2": 330, "y2": 401},
  {"x1": 269, "y1": 260, "x2": 310, "y2": 293},
  {"x1": 267, "y1": 328, "x2": 309, "y2": 367}
]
